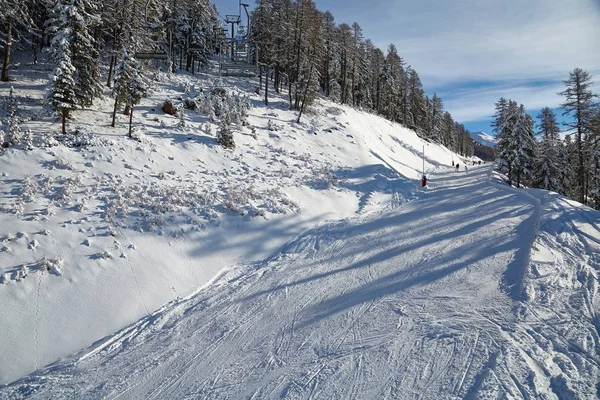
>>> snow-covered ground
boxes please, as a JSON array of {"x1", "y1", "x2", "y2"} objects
[
  {"x1": 1, "y1": 56, "x2": 599, "y2": 398},
  {"x1": 1, "y1": 165, "x2": 599, "y2": 399},
  {"x1": 469, "y1": 131, "x2": 497, "y2": 148},
  {"x1": 0, "y1": 56, "x2": 457, "y2": 385}
]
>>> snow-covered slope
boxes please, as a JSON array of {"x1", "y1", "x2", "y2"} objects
[
  {"x1": 0, "y1": 58, "x2": 459, "y2": 384},
  {"x1": 2, "y1": 165, "x2": 598, "y2": 399},
  {"x1": 470, "y1": 131, "x2": 496, "y2": 148}
]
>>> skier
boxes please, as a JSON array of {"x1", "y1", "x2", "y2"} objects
[
  {"x1": 465, "y1": 165, "x2": 468, "y2": 173},
  {"x1": 455, "y1": 163, "x2": 460, "y2": 171}
]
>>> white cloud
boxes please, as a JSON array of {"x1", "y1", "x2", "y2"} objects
[
  {"x1": 380, "y1": 0, "x2": 600, "y2": 84},
  {"x1": 441, "y1": 77, "x2": 600, "y2": 123},
  {"x1": 323, "y1": 0, "x2": 600, "y2": 122}
]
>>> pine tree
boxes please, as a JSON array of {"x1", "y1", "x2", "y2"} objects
[
  {"x1": 494, "y1": 99, "x2": 519, "y2": 186},
  {"x1": 560, "y1": 135, "x2": 578, "y2": 198},
  {"x1": 46, "y1": 3, "x2": 78, "y2": 135},
  {"x1": 430, "y1": 93, "x2": 443, "y2": 143},
  {"x1": 0, "y1": 0, "x2": 31, "y2": 82},
  {"x1": 217, "y1": 114, "x2": 235, "y2": 149},
  {"x1": 111, "y1": 48, "x2": 146, "y2": 132},
  {"x1": 589, "y1": 108, "x2": 600, "y2": 208},
  {"x1": 69, "y1": 0, "x2": 102, "y2": 107},
  {"x1": 589, "y1": 146, "x2": 600, "y2": 209},
  {"x1": 112, "y1": 48, "x2": 135, "y2": 126},
  {"x1": 407, "y1": 69, "x2": 427, "y2": 135},
  {"x1": 559, "y1": 68, "x2": 596, "y2": 204},
  {"x1": 534, "y1": 107, "x2": 563, "y2": 192},
  {"x1": 512, "y1": 105, "x2": 536, "y2": 188},
  {"x1": 6, "y1": 86, "x2": 22, "y2": 146}
]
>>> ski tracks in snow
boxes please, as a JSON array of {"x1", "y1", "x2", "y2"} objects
[{"x1": 3, "y1": 165, "x2": 600, "y2": 399}]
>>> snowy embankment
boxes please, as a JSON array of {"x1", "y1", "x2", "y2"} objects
[
  {"x1": 0, "y1": 59, "x2": 456, "y2": 384},
  {"x1": 2, "y1": 165, "x2": 598, "y2": 399}
]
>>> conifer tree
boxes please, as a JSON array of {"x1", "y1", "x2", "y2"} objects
[
  {"x1": 534, "y1": 107, "x2": 563, "y2": 192},
  {"x1": 0, "y1": 0, "x2": 31, "y2": 82},
  {"x1": 217, "y1": 114, "x2": 235, "y2": 149},
  {"x1": 46, "y1": 2, "x2": 78, "y2": 135},
  {"x1": 111, "y1": 48, "x2": 136, "y2": 127},
  {"x1": 589, "y1": 108, "x2": 600, "y2": 208},
  {"x1": 69, "y1": 0, "x2": 102, "y2": 107},
  {"x1": 430, "y1": 93, "x2": 443, "y2": 143},
  {"x1": 111, "y1": 48, "x2": 146, "y2": 136},
  {"x1": 512, "y1": 105, "x2": 536, "y2": 188},
  {"x1": 5, "y1": 86, "x2": 22, "y2": 146},
  {"x1": 559, "y1": 68, "x2": 596, "y2": 203},
  {"x1": 494, "y1": 99, "x2": 519, "y2": 186}
]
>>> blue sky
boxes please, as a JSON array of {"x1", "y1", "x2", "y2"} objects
[{"x1": 213, "y1": 0, "x2": 600, "y2": 136}]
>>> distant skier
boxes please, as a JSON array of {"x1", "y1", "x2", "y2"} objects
[
  {"x1": 465, "y1": 165, "x2": 468, "y2": 173},
  {"x1": 455, "y1": 163, "x2": 460, "y2": 171}
]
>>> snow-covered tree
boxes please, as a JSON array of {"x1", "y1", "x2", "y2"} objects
[
  {"x1": 69, "y1": 0, "x2": 102, "y2": 107},
  {"x1": 429, "y1": 93, "x2": 444, "y2": 143},
  {"x1": 217, "y1": 114, "x2": 235, "y2": 149},
  {"x1": 0, "y1": 0, "x2": 31, "y2": 81},
  {"x1": 111, "y1": 48, "x2": 147, "y2": 131},
  {"x1": 589, "y1": 108, "x2": 600, "y2": 208},
  {"x1": 494, "y1": 99, "x2": 519, "y2": 186},
  {"x1": 534, "y1": 107, "x2": 563, "y2": 192},
  {"x1": 559, "y1": 135, "x2": 578, "y2": 198},
  {"x1": 46, "y1": 6, "x2": 78, "y2": 135},
  {"x1": 5, "y1": 87, "x2": 22, "y2": 146},
  {"x1": 46, "y1": 0, "x2": 102, "y2": 108},
  {"x1": 559, "y1": 68, "x2": 596, "y2": 204},
  {"x1": 512, "y1": 105, "x2": 537, "y2": 188}
]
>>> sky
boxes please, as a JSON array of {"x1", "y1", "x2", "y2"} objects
[{"x1": 213, "y1": 0, "x2": 600, "y2": 136}]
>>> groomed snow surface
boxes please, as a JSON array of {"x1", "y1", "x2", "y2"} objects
[{"x1": 1, "y1": 58, "x2": 599, "y2": 399}]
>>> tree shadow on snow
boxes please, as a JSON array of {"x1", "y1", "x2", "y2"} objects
[{"x1": 237, "y1": 166, "x2": 537, "y2": 326}]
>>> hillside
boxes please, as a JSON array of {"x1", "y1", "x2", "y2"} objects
[
  {"x1": 2, "y1": 166, "x2": 599, "y2": 399},
  {"x1": 470, "y1": 131, "x2": 497, "y2": 148},
  {"x1": 0, "y1": 56, "x2": 458, "y2": 385}
]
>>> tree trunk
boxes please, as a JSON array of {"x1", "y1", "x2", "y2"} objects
[
  {"x1": 288, "y1": 78, "x2": 293, "y2": 109},
  {"x1": 274, "y1": 67, "x2": 280, "y2": 94},
  {"x1": 107, "y1": 54, "x2": 116, "y2": 88},
  {"x1": 111, "y1": 97, "x2": 119, "y2": 128},
  {"x1": 1, "y1": 20, "x2": 13, "y2": 82},
  {"x1": 128, "y1": 104, "x2": 134, "y2": 138},
  {"x1": 106, "y1": 29, "x2": 120, "y2": 88},
  {"x1": 61, "y1": 109, "x2": 67, "y2": 135},
  {"x1": 32, "y1": 35, "x2": 38, "y2": 64},
  {"x1": 264, "y1": 65, "x2": 269, "y2": 105},
  {"x1": 297, "y1": 62, "x2": 314, "y2": 124}
]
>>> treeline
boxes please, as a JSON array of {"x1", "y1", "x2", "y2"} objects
[
  {"x1": 249, "y1": 0, "x2": 473, "y2": 157},
  {"x1": 1, "y1": 0, "x2": 473, "y2": 156},
  {"x1": 494, "y1": 68, "x2": 600, "y2": 209},
  {"x1": 1, "y1": 0, "x2": 220, "y2": 134},
  {"x1": 1, "y1": 0, "x2": 220, "y2": 78}
]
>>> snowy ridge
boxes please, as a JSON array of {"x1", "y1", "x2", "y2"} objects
[
  {"x1": 470, "y1": 131, "x2": 497, "y2": 148},
  {"x1": 1, "y1": 165, "x2": 599, "y2": 399}
]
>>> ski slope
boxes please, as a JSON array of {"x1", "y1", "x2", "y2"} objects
[
  {"x1": 0, "y1": 57, "x2": 459, "y2": 385},
  {"x1": 3, "y1": 165, "x2": 598, "y2": 399}
]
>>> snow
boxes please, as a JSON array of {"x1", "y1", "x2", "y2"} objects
[
  {"x1": 0, "y1": 56, "x2": 599, "y2": 399},
  {"x1": 470, "y1": 131, "x2": 497, "y2": 148}
]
